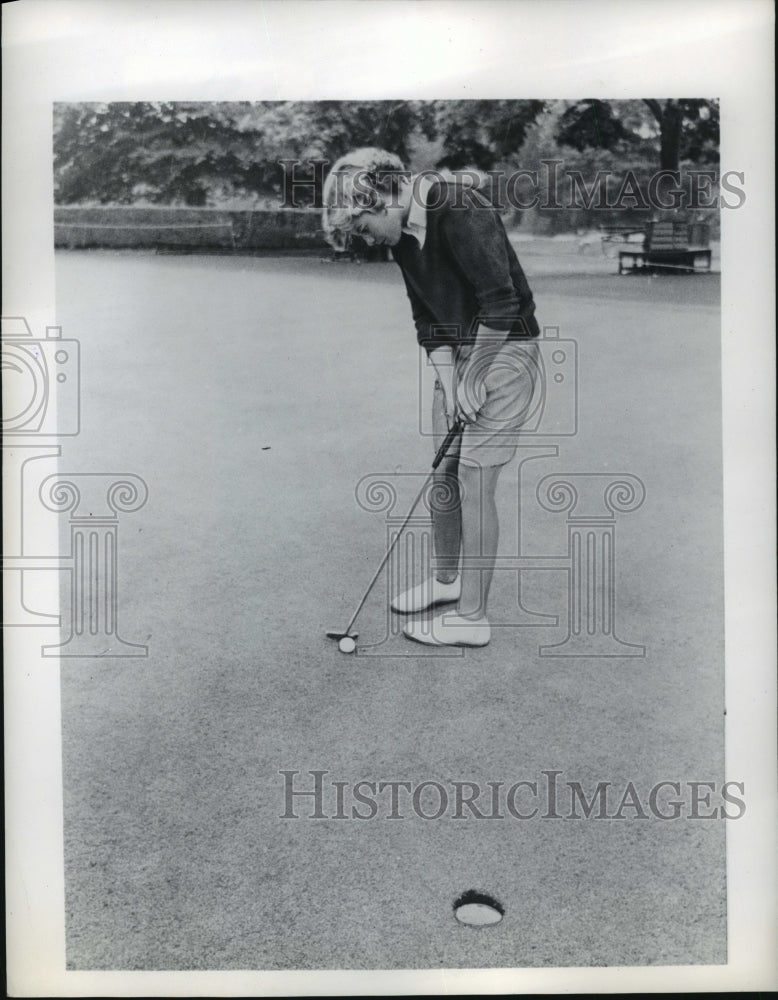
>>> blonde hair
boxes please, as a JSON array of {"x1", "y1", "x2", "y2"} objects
[{"x1": 322, "y1": 147, "x2": 407, "y2": 250}]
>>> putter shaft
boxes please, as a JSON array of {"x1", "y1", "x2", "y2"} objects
[{"x1": 342, "y1": 421, "x2": 462, "y2": 635}]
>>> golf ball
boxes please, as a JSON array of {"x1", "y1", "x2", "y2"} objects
[{"x1": 338, "y1": 636, "x2": 357, "y2": 654}]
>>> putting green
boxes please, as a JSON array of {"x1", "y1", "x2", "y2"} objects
[{"x1": 55, "y1": 250, "x2": 725, "y2": 970}]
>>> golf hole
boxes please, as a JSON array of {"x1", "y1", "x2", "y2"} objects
[{"x1": 453, "y1": 890, "x2": 504, "y2": 927}]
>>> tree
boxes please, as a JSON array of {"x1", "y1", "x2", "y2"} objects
[
  {"x1": 54, "y1": 102, "x2": 263, "y2": 205},
  {"x1": 554, "y1": 98, "x2": 719, "y2": 171},
  {"x1": 556, "y1": 100, "x2": 641, "y2": 157},
  {"x1": 642, "y1": 99, "x2": 719, "y2": 170},
  {"x1": 53, "y1": 100, "x2": 439, "y2": 206},
  {"x1": 241, "y1": 100, "x2": 437, "y2": 205},
  {"x1": 432, "y1": 100, "x2": 547, "y2": 170}
]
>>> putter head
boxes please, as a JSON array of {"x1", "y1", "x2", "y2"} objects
[{"x1": 326, "y1": 630, "x2": 359, "y2": 655}]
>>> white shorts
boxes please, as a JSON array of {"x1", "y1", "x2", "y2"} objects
[{"x1": 432, "y1": 339, "x2": 540, "y2": 468}]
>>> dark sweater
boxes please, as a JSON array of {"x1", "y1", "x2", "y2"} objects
[{"x1": 391, "y1": 180, "x2": 540, "y2": 354}]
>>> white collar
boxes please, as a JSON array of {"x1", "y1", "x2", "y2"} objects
[{"x1": 401, "y1": 174, "x2": 434, "y2": 249}]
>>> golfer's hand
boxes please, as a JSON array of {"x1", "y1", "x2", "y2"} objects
[
  {"x1": 429, "y1": 347, "x2": 457, "y2": 430},
  {"x1": 455, "y1": 365, "x2": 486, "y2": 424},
  {"x1": 441, "y1": 388, "x2": 458, "y2": 431}
]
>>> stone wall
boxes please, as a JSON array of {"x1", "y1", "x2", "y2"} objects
[{"x1": 54, "y1": 206, "x2": 325, "y2": 252}]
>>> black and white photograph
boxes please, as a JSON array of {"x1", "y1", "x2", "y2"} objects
[{"x1": 3, "y1": 1, "x2": 775, "y2": 995}]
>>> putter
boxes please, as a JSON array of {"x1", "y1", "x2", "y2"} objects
[{"x1": 327, "y1": 420, "x2": 464, "y2": 653}]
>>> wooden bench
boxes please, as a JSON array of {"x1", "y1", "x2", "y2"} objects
[{"x1": 618, "y1": 219, "x2": 712, "y2": 274}]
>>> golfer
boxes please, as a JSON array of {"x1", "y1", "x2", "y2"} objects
[{"x1": 323, "y1": 148, "x2": 540, "y2": 647}]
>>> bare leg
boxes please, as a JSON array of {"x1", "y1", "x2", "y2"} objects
[
  {"x1": 431, "y1": 453, "x2": 461, "y2": 585},
  {"x1": 457, "y1": 462, "x2": 503, "y2": 620}
]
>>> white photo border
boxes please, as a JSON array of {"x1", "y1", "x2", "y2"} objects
[{"x1": 3, "y1": 0, "x2": 775, "y2": 994}]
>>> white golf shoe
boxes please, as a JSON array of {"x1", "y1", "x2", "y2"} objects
[
  {"x1": 390, "y1": 576, "x2": 461, "y2": 614},
  {"x1": 403, "y1": 612, "x2": 491, "y2": 647}
]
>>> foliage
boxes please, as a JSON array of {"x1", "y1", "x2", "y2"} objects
[
  {"x1": 555, "y1": 98, "x2": 720, "y2": 171},
  {"x1": 53, "y1": 99, "x2": 719, "y2": 212},
  {"x1": 53, "y1": 100, "x2": 438, "y2": 206},
  {"x1": 53, "y1": 100, "x2": 546, "y2": 206},
  {"x1": 433, "y1": 100, "x2": 548, "y2": 170},
  {"x1": 512, "y1": 102, "x2": 659, "y2": 233},
  {"x1": 556, "y1": 100, "x2": 638, "y2": 155},
  {"x1": 54, "y1": 103, "x2": 249, "y2": 205}
]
